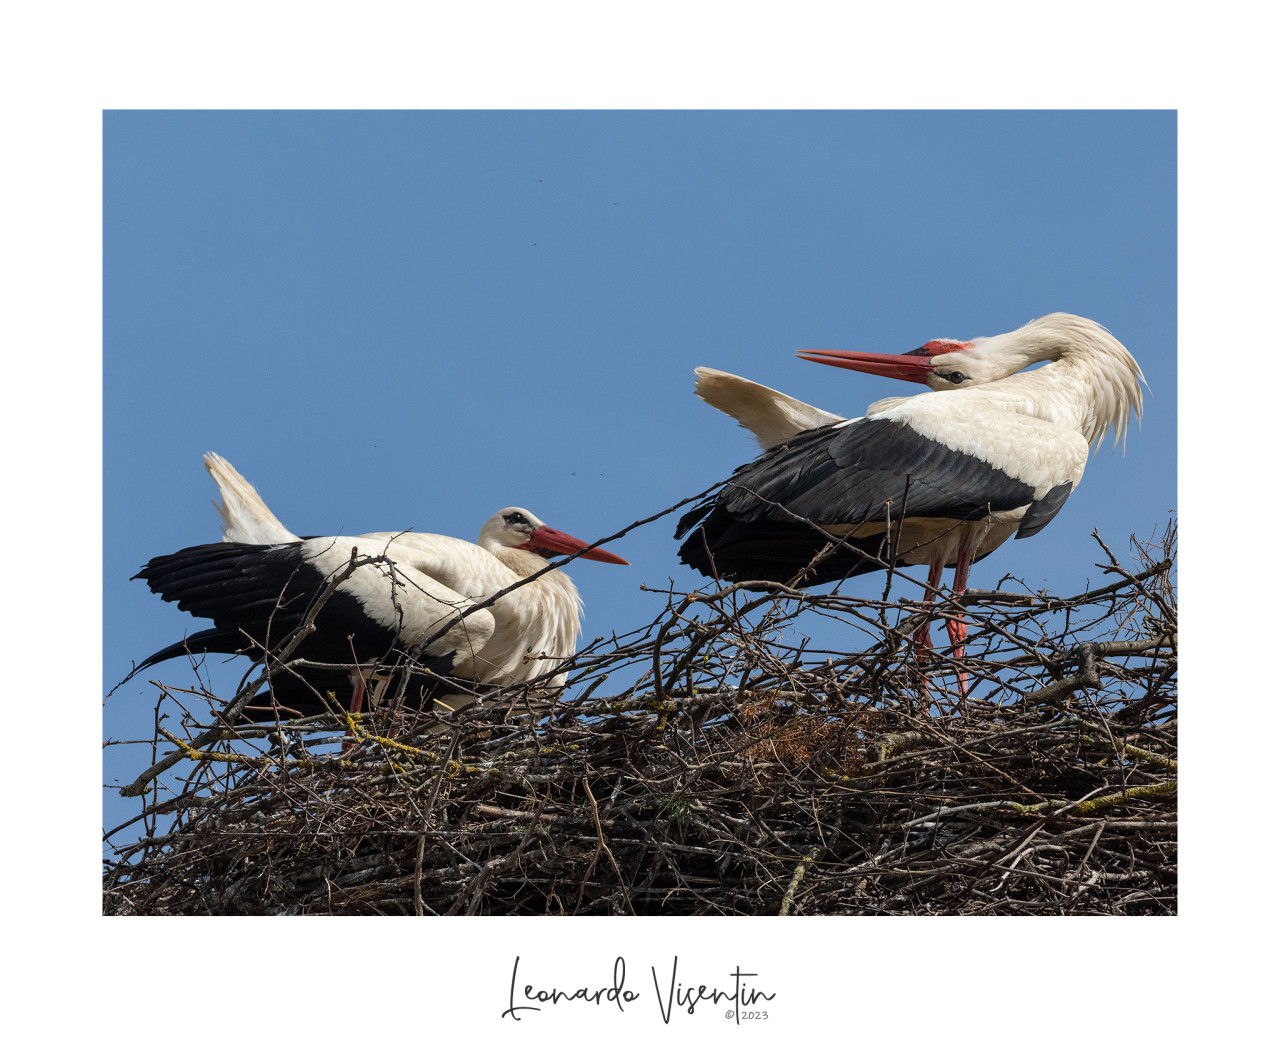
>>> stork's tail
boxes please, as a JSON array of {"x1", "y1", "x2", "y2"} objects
[
  {"x1": 204, "y1": 452, "x2": 299, "y2": 544},
  {"x1": 694, "y1": 366, "x2": 845, "y2": 451}
]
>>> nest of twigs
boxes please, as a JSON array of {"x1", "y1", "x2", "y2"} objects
[{"x1": 104, "y1": 524, "x2": 1177, "y2": 916}]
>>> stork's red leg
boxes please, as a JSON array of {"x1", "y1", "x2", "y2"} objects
[
  {"x1": 946, "y1": 548, "x2": 973, "y2": 694},
  {"x1": 341, "y1": 675, "x2": 366, "y2": 754},
  {"x1": 914, "y1": 556, "x2": 945, "y2": 663},
  {"x1": 380, "y1": 678, "x2": 405, "y2": 741}
]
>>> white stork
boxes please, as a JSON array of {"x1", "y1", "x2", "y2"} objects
[
  {"x1": 201, "y1": 452, "x2": 627, "y2": 691},
  {"x1": 678, "y1": 313, "x2": 1146, "y2": 686},
  {"x1": 132, "y1": 454, "x2": 628, "y2": 722}
]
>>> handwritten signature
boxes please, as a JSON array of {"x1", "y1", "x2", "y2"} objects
[{"x1": 502, "y1": 955, "x2": 776, "y2": 1024}]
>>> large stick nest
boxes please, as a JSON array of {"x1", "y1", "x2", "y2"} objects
[{"x1": 104, "y1": 524, "x2": 1176, "y2": 916}]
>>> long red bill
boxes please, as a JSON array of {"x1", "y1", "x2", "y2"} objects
[
  {"x1": 525, "y1": 525, "x2": 630, "y2": 565},
  {"x1": 796, "y1": 348, "x2": 936, "y2": 384}
]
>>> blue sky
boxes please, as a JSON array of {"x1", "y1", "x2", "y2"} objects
[{"x1": 103, "y1": 110, "x2": 1176, "y2": 835}]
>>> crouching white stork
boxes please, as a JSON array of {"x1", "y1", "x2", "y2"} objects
[
  {"x1": 131, "y1": 456, "x2": 629, "y2": 729},
  {"x1": 199, "y1": 452, "x2": 627, "y2": 693},
  {"x1": 678, "y1": 312, "x2": 1146, "y2": 689}
]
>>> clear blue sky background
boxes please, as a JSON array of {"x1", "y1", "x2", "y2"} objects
[{"x1": 103, "y1": 110, "x2": 1176, "y2": 835}]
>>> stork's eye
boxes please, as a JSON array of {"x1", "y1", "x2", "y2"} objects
[
  {"x1": 504, "y1": 512, "x2": 529, "y2": 526},
  {"x1": 942, "y1": 371, "x2": 967, "y2": 384}
]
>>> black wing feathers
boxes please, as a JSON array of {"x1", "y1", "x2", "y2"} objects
[
  {"x1": 721, "y1": 419, "x2": 1033, "y2": 526},
  {"x1": 1015, "y1": 480, "x2": 1073, "y2": 539},
  {"x1": 679, "y1": 417, "x2": 1037, "y2": 585},
  {"x1": 131, "y1": 541, "x2": 467, "y2": 718},
  {"x1": 135, "y1": 541, "x2": 398, "y2": 667}
]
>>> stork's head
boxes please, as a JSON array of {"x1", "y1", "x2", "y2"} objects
[
  {"x1": 797, "y1": 336, "x2": 1041, "y2": 393},
  {"x1": 479, "y1": 508, "x2": 629, "y2": 564},
  {"x1": 798, "y1": 312, "x2": 1146, "y2": 449}
]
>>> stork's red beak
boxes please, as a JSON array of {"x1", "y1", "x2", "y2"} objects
[
  {"x1": 525, "y1": 525, "x2": 630, "y2": 565},
  {"x1": 796, "y1": 348, "x2": 936, "y2": 384}
]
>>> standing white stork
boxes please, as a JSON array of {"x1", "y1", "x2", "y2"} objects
[
  {"x1": 677, "y1": 313, "x2": 1145, "y2": 686},
  {"x1": 131, "y1": 455, "x2": 629, "y2": 723}
]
